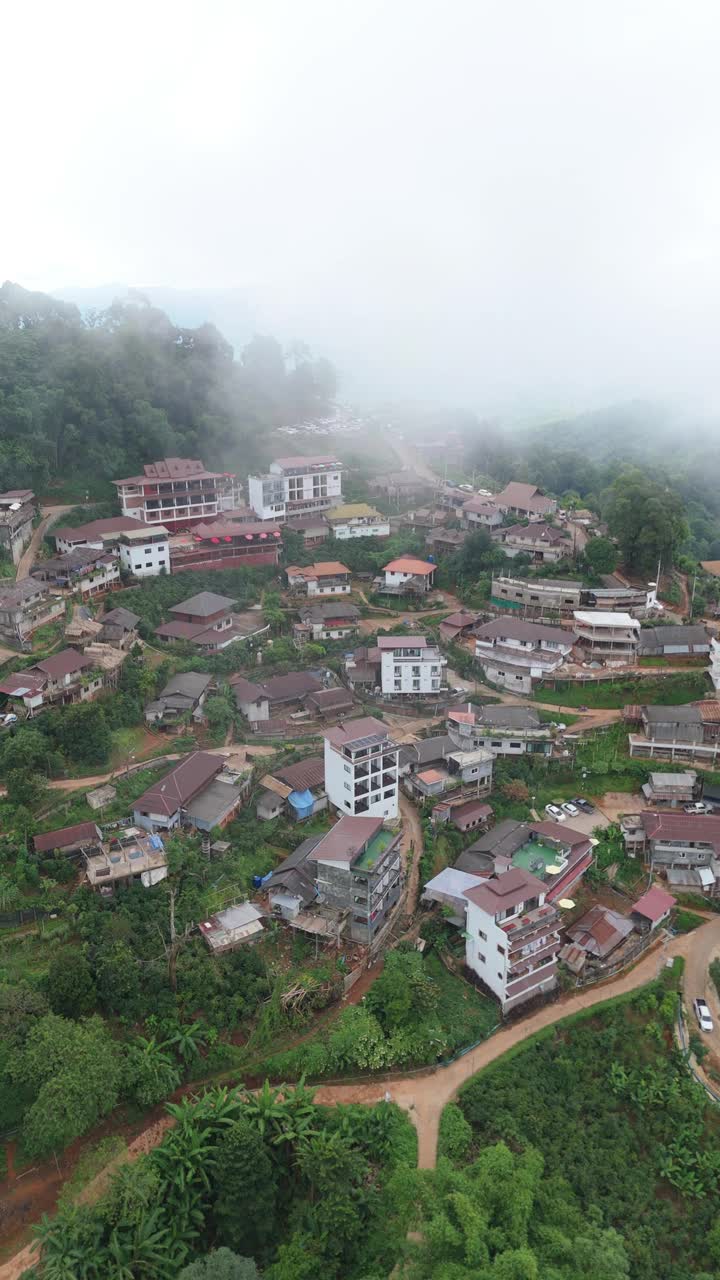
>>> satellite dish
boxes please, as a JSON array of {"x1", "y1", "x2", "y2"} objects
[{"x1": 558, "y1": 898, "x2": 575, "y2": 909}]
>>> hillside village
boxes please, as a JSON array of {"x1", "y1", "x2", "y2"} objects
[{"x1": 3, "y1": 440, "x2": 720, "y2": 1275}]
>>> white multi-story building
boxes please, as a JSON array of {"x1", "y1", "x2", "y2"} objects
[
  {"x1": 474, "y1": 617, "x2": 575, "y2": 694},
  {"x1": 323, "y1": 716, "x2": 400, "y2": 819},
  {"x1": 113, "y1": 457, "x2": 241, "y2": 532},
  {"x1": 117, "y1": 526, "x2": 170, "y2": 577},
  {"x1": 709, "y1": 637, "x2": 720, "y2": 695},
  {"x1": 325, "y1": 503, "x2": 390, "y2": 540},
  {"x1": 572, "y1": 611, "x2": 640, "y2": 664},
  {"x1": 463, "y1": 866, "x2": 561, "y2": 1012},
  {"x1": 377, "y1": 635, "x2": 447, "y2": 695},
  {"x1": 248, "y1": 455, "x2": 343, "y2": 521}
]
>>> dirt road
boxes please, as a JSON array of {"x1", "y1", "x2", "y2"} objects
[
  {"x1": 398, "y1": 790, "x2": 424, "y2": 911},
  {"x1": 314, "y1": 929, "x2": 692, "y2": 1168},
  {"x1": 682, "y1": 913, "x2": 720, "y2": 1073},
  {"x1": 16, "y1": 506, "x2": 74, "y2": 580}
]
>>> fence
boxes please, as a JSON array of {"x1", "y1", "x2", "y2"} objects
[
  {"x1": 0, "y1": 906, "x2": 58, "y2": 927},
  {"x1": 676, "y1": 998, "x2": 720, "y2": 1106}
]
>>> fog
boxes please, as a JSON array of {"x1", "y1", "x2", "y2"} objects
[{"x1": 5, "y1": 0, "x2": 720, "y2": 414}]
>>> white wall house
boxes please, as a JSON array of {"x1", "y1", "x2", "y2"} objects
[
  {"x1": 474, "y1": 618, "x2": 575, "y2": 694},
  {"x1": 118, "y1": 526, "x2": 170, "y2": 577},
  {"x1": 572, "y1": 611, "x2": 640, "y2": 664},
  {"x1": 248, "y1": 456, "x2": 343, "y2": 521},
  {"x1": 323, "y1": 716, "x2": 400, "y2": 819},
  {"x1": 286, "y1": 561, "x2": 351, "y2": 596},
  {"x1": 709, "y1": 637, "x2": 720, "y2": 695},
  {"x1": 377, "y1": 635, "x2": 447, "y2": 695},
  {"x1": 463, "y1": 867, "x2": 561, "y2": 1011},
  {"x1": 326, "y1": 503, "x2": 390, "y2": 539}
]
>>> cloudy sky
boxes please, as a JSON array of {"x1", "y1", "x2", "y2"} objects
[{"x1": 5, "y1": 1, "x2": 720, "y2": 412}]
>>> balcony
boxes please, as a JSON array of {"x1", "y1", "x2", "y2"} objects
[{"x1": 500, "y1": 903, "x2": 559, "y2": 944}]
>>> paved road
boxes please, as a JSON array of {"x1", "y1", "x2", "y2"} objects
[{"x1": 16, "y1": 505, "x2": 74, "y2": 580}]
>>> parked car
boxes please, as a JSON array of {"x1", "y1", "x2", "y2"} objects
[
  {"x1": 545, "y1": 803, "x2": 566, "y2": 822},
  {"x1": 684, "y1": 801, "x2": 712, "y2": 815},
  {"x1": 561, "y1": 801, "x2": 580, "y2": 817},
  {"x1": 578, "y1": 704, "x2": 589, "y2": 711},
  {"x1": 694, "y1": 998, "x2": 714, "y2": 1033},
  {"x1": 573, "y1": 797, "x2": 594, "y2": 814},
  {"x1": 2, "y1": 713, "x2": 17, "y2": 726}
]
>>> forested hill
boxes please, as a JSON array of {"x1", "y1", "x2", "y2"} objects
[
  {"x1": 0, "y1": 282, "x2": 337, "y2": 498},
  {"x1": 465, "y1": 402, "x2": 720, "y2": 564}
]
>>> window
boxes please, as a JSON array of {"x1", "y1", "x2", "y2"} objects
[
  {"x1": 478, "y1": 953, "x2": 486, "y2": 964},
  {"x1": 497, "y1": 944, "x2": 506, "y2": 955},
  {"x1": 344, "y1": 782, "x2": 351, "y2": 791},
  {"x1": 344, "y1": 764, "x2": 351, "y2": 773},
  {"x1": 497, "y1": 972, "x2": 503, "y2": 979},
  {"x1": 491, "y1": 740, "x2": 501, "y2": 748},
  {"x1": 510, "y1": 741, "x2": 522, "y2": 749},
  {"x1": 478, "y1": 929, "x2": 487, "y2": 941}
]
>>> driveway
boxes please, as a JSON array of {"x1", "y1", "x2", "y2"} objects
[{"x1": 682, "y1": 913, "x2": 720, "y2": 1073}]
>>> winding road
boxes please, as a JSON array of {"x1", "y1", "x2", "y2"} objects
[{"x1": 16, "y1": 505, "x2": 74, "y2": 581}]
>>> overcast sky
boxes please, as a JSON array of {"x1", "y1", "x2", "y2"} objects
[{"x1": 5, "y1": 0, "x2": 720, "y2": 413}]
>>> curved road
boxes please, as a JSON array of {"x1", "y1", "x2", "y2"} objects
[
  {"x1": 0, "y1": 919, "x2": 716, "y2": 1279},
  {"x1": 16, "y1": 505, "x2": 74, "y2": 581}
]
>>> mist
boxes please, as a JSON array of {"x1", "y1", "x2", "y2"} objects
[{"x1": 5, "y1": 0, "x2": 720, "y2": 415}]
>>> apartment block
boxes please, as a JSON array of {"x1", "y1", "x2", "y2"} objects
[
  {"x1": 113, "y1": 457, "x2": 241, "y2": 531},
  {"x1": 248, "y1": 455, "x2": 343, "y2": 521},
  {"x1": 377, "y1": 634, "x2": 447, "y2": 695},
  {"x1": 324, "y1": 716, "x2": 400, "y2": 819},
  {"x1": 464, "y1": 867, "x2": 561, "y2": 1011}
]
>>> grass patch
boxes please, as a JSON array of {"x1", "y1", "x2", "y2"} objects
[
  {"x1": 57, "y1": 1136, "x2": 127, "y2": 1209},
  {"x1": 673, "y1": 909, "x2": 705, "y2": 933},
  {"x1": 534, "y1": 671, "x2": 710, "y2": 709}
]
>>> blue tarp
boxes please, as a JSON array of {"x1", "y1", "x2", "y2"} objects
[{"x1": 288, "y1": 788, "x2": 314, "y2": 819}]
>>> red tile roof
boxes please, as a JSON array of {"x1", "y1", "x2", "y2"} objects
[
  {"x1": 309, "y1": 815, "x2": 383, "y2": 862},
  {"x1": 36, "y1": 650, "x2": 93, "y2": 680},
  {"x1": 133, "y1": 752, "x2": 224, "y2": 817},
  {"x1": 464, "y1": 866, "x2": 546, "y2": 914},
  {"x1": 631, "y1": 886, "x2": 676, "y2": 923},
  {"x1": 34, "y1": 821, "x2": 101, "y2": 852},
  {"x1": 384, "y1": 557, "x2": 435, "y2": 575},
  {"x1": 53, "y1": 516, "x2": 151, "y2": 541}
]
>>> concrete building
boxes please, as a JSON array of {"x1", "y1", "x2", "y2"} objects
[
  {"x1": 377, "y1": 635, "x2": 447, "y2": 695},
  {"x1": 375, "y1": 556, "x2": 437, "y2": 595},
  {"x1": 0, "y1": 648, "x2": 103, "y2": 715},
  {"x1": 0, "y1": 578, "x2": 64, "y2": 646},
  {"x1": 324, "y1": 716, "x2": 400, "y2": 819},
  {"x1": 113, "y1": 456, "x2": 241, "y2": 531},
  {"x1": 286, "y1": 561, "x2": 352, "y2": 596},
  {"x1": 309, "y1": 815, "x2": 403, "y2": 945},
  {"x1": 621, "y1": 811, "x2": 720, "y2": 896},
  {"x1": 493, "y1": 523, "x2": 571, "y2": 563},
  {"x1": 447, "y1": 703, "x2": 553, "y2": 756},
  {"x1": 494, "y1": 481, "x2": 557, "y2": 518},
  {"x1": 32, "y1": 548, "x2": 121, "y2": 599},
  {"x1": 84, "y1": 828, "x2": 168, "y2": 895},
  {"x1": 132, "y1": 751, "x2": 248, "y2": 832},
  {"x1": 0, "y1": 490, "x2": 35, "y2": 564},
  {"x1": 638, "y1": 624, "x2": 711, "y2": 658},
  {"x1": 641, "y1": 771, "x2": 698, "y2": 807},
  {"x1": 709, "y1": 636, "x2": 720, "y2": 695},
  {"x1": 463, "y1": 867, "x2": 561, "y2": 1012},
  {"x1": 284, "y1": 513, "x2": 330, "y2": 547},
  {"x1": 425, "y1": 528, "x2": 469, "y2": 557},
  {"x1": 461, "y1": 496, "x2": 504, "y2": 528},
  {"x1": 170, "y1": 520, "x2": 282, "y2": 573},
  {"x1": 53, "y1": 516, "x2": 152, "y2": 555},
  {"x1": 573, "y1": 611, "x2": 640, "y2": 663},
  {"x1": 490, "y1": 574, "x2": 651, "y2": 618},
  {"x1": 326, "y1": 503, "x2": 389, "y2": 539},
  {"x1": 248, "y1": 455, "x2": 343, "y2": 521},
  {"x1": 474, "y1": 617, "x2": 574, "y2": 694},
  {"x1": 117, "y1": 525, "x2": 170, "y2": 577}
]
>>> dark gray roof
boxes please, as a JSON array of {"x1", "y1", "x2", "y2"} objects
[
  {"x1": 407, "y1": 734, "x2": 454, "y2": 766},
  {"x1": 169, "y1": 591, "x2": 235, "y2": 617},
  {"x1": 0, "y1": 577, "x2": 48, "y2": 607},
  {"x1": 186, "y1": 779, "x2": 243, "y2": 825},
  {"x1": 102, "y1": 606, "x2": 141, "y2": 630},
  {"x1": 459, "y1": 819, "x2": 529, "y2": 860},
  {"x1": 299, "y1": 602, "x2": 361, "y2": 623},
  {"x1": 643, "y1": 704, "x2": 702, "y2": 724},
  {"x1": 160, "y1": 672, "x2": 213, "y2": 701},
  {"x1": 639, "y1": 625, "x2": 711, "y2": 652},
  {"x1": 275, "y1": 755, "x2": 325, "y2": 792},
  {"x1": 474, "y1": 617, "x2": 573, "y2": 645},
  {"x1": 266, "y1": 835, "x2": 323, "y2": 904},
  {"x1": 477, "y1": 705, "x2": 542, "y2": 730}
]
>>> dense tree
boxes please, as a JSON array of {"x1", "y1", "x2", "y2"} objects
[
  {"x1": 124, "y1": 1036, "x2": 181, "y2": 1107},
  {"x1": 583, "y1": 536, "x2": 618, "y2": 575},
  {"x1": 211, "y1": 1117, "x2": 278, "y2": 1258},
  {"x1": 179, "y1": 1251, "x2": 259, "y2": 1280},
  {"x1": 365, "y1": 949, "x2": 439, "y2": 1033},
  {"x1": 0, "y1": 284, "x2": 336, "y2": 497},
  {"x1": 601, "y1": 469, "x2": 688, "y2": 574},
  {"x1": 46, "y1": 948, "x2": 97, "y2": 1019}
]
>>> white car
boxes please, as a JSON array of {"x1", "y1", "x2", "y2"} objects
[
  {"x1": 2, "y1": 713, "x2": 17, "y2": 726},
  {"x1": 545, "y1": 803, "x2": 566, "y2": 822},
  {"x1": 561, "y1": 802, "x2": 580, "y2": 818},
  {"x1": 691, "y1": 993, "x2": 707, "y2": 1034},
  {"x1": 684, "y1": 802, "x2": 712, "y2": 815}
]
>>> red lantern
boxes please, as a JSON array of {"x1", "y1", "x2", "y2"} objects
[
  {"x1": 211, "y1": 537, "x2": 219, "y2": 544},
  {"x1": 224, "y1": 536, "x2": 232, "y2": 543}
]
